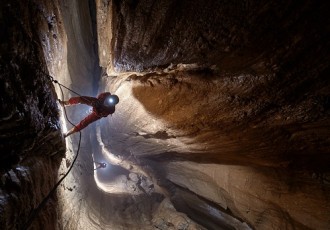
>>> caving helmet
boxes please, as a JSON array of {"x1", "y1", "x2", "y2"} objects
[{"x1": 104, "y1": 94, "x2": 119, "y2": 107}]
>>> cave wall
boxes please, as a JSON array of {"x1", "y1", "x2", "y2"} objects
[
  {"x1": 0, "y1": 0, "x2": 65, "y2": 229},
  {"x1": 96, "y1": 0, "x2": 330, "y2": 229},
  {"x1": 102, "y1": 68, "x2": 330, "y2": 229},
  {"x1": 101, "y1": 0, "x2": 330, "y2": 75}
]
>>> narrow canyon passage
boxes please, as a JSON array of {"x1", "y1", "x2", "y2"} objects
[{"x1": 1, "y1": 0, "x2": 330, "y2": 230}]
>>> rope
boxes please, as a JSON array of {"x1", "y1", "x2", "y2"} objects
[
  {"x1": 22, "y1": 72, "x2": 82, "y2": 230},
  {"x1": 44, "y1": 71, "x2": 83, "y2": 98},
  {"x1": 44, "y1": 71, "x2": 102, "y2": 107}
]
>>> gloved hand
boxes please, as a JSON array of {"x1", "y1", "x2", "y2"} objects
[{"x1": 92, "y1": 101, "x2": 101, "y2": 108}]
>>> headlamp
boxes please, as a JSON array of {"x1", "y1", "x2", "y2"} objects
[
  {"x1": 104, "y1": 95, "x2": 119, "y2": 107},
  {"x1": 108, "y1": 97, "x2": 115, "y2": 104}
]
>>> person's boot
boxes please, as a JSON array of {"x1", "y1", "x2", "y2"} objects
[
  {"x1": 64, "y1": 127, "x2": 76, "y2": 138},
  {"x1": 58, "y1": 99, "x2": 69, "y2": 106}
]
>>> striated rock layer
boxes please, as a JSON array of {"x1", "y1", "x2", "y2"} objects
[{"x1": 97, "y1": 0, "x2": 330, "y2": 229}]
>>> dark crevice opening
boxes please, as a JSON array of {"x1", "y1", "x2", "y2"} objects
[{"x1": 88, "y1": 0, "x2": 102, "y2": 95}]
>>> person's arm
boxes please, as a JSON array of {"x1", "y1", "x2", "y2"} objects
[
  {"x1": 94, "y1": 165, "x2": 100, "y2": 170},
  {"x1": 68, "y1": 96, "x2": 99, "y2": 106}
]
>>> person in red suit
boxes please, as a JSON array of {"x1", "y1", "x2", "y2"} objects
[
  {"x1": 94, "y1": 161, "x2": 107, "y2": 170},
  {"x1": 59, "y1": 92, "x2": 119, "y2": 138}
]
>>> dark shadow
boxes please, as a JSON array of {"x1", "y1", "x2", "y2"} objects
[{"x1": 132, "y1": 130, "x2": 176, "y2": 140}]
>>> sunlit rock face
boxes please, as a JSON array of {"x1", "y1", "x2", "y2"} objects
[
  {"x1": 97, "y1": 0, "x2": 330, "y2": 229},
  {"x1": 1, "y1": 0, "x2": 330, "y2": 229}
]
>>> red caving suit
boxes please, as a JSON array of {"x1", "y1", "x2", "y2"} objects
[{"x1": 68, "y1": 92, "x2": 115, "y2": 133}]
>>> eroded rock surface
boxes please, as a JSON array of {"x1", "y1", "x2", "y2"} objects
[{"x1": 0, "y1": 0, "x2": 65, "y2": 229}]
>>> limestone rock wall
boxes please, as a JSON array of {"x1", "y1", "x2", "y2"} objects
[
  {"x1": 95, "y1": 0, "x2": 330, "y2": 229},
  {"x1": 100, "y1": 0, "x2": 330, "y2": 75},
  {"x1": 166, "y1": 162, "x2": 330, "y2": 229},
  {"x1": 102, "y1": 67, "x2": 330, "y2": 229},
  {"x1": 0, "y1": 0, "x2": 65, "y2": 229}
]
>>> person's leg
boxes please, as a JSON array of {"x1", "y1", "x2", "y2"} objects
[{"x1": 64, "y1": 113, "x2": 101, "y2": 138}]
